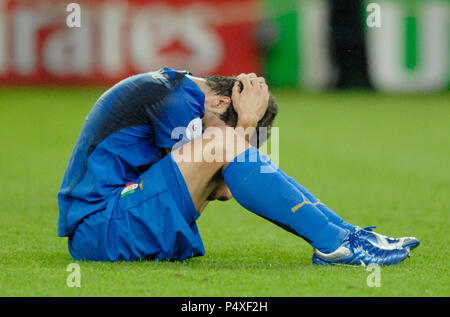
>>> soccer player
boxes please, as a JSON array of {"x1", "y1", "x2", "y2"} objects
[{"x1": 57, "y1": 67, "x2": 419, "y2": 265}]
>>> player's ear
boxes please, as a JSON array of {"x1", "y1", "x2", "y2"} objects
[{"x1": 216, "y1": 96, "x2": 231, "y2": 112}]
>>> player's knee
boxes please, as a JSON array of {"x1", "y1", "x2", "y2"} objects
[
  {"x1": 202, "y1": 126, "x2": 247, "y2": 162},
  {"x1": 174, "y1": 127, "x2": 248, "y2": 163}
]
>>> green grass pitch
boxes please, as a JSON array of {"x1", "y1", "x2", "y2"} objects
[{"x1": 0, "y1": 87, "x2": 449, "y2": 296}]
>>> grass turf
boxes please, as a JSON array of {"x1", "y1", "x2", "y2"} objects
[{"x1": 0, "y1": 87, "x2": 449, "y2": 296}]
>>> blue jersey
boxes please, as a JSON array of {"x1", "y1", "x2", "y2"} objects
[{"x1": 57, "y1": 68, "x2": 205, "y2": 237}]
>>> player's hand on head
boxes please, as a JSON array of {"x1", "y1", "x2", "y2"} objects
[
  {"x1": 237, "y1": 73, "x2": 257, "y2": 80},
  {"x1": 232, "y1": 73, "x2": 269, "y2": 129}
]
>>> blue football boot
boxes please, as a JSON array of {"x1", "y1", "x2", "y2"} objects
[
  {"x1": 355, "y1": 226, "x2": 420, "y2": 251},
  {"x1": 312, "y1": 230, "x2": 410, "y2": 266}
]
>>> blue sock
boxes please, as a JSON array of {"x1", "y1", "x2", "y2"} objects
[
  {"x1": 222, "y1": 147, "x2": 348, "y2": 253},
  {"x1": 277, "y1": 169, "x2": 356, "y2": 233}
]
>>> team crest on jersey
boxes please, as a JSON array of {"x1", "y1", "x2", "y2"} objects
[
  {"x1": 185, "y1": 117, "x2": 202, "y2": 140},
  {"x1": 120, "y1": 182, "x2": 138, "y2": 198}
]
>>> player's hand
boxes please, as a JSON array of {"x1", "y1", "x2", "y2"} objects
[{"x1": 232, "y1": 73, "x2": 269, "y2": 129}]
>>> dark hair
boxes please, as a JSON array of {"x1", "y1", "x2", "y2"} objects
[{"x1": 204, "y1": 75, "x2": 278, "y2": 146}]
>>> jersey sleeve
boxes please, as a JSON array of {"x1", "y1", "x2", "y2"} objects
[{"x1": 146, "y1": 74, "x2": 205, "y2": 149}]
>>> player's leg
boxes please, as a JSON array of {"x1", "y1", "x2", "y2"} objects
[
  {"x1": 173, "y1": 126, "x2": 410, "y2": 264},
  {"x1": 172, "y1": 126, "x2": 348, "y2": 254}
]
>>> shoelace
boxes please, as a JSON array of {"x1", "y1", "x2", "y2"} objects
[{"x1": 360, "y1": 226, "x2": 401, "y2": 243}]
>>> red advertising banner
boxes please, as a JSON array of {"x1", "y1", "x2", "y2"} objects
[{"x1": 0, "y1": 0, "x2": 259, "y2": 84}]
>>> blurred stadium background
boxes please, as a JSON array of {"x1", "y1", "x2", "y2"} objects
[
  {"x1": 0, "y1": 0, "x2": 448, "y2": 90},
  {"x1": 0, "y1": 0, "x2": 449, "y2": 296}
]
